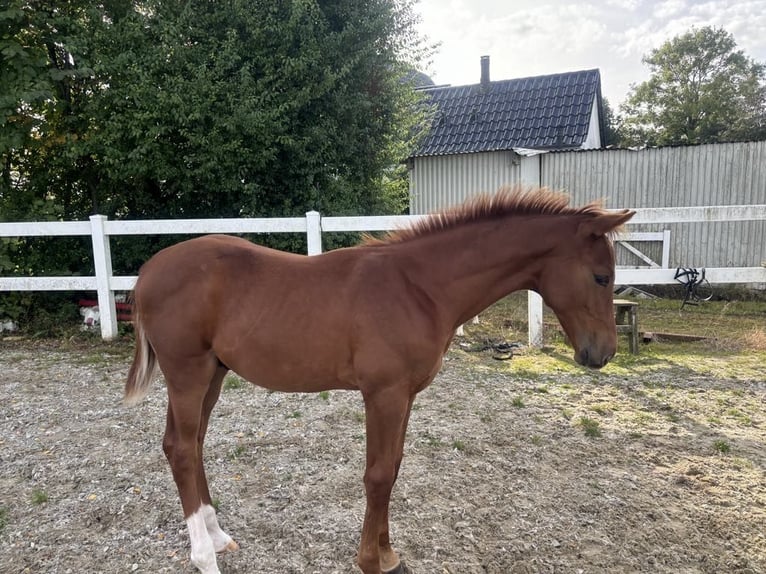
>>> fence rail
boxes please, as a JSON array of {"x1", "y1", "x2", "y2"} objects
[{"x1": 1, "y1": 205, "x2": 765, "y2": 342}]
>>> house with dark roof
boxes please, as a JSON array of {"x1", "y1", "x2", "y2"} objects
[{"x1": 408, "y1": 56, "x2": 606, "y2": 213}]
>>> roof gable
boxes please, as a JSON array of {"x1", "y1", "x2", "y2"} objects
[{"x1": 412, "y1": 69, "x2": 603, "y2": 158}]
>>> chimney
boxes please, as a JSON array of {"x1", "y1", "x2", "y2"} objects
[{"x1": 480, "y1": 55, "x2": 490, "y2": 89}]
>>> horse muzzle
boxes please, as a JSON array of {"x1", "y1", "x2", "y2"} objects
[{"x1": 575, "y1": 347, "x2": 614, "y2": 369}]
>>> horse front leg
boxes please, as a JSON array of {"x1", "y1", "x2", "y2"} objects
[{"x1": 358, "y1": 388, "x2": 414, "y2": 574}]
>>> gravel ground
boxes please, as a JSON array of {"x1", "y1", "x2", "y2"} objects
[{"x1": 1, "y1": 339, "x2": 765, "y2": 574}]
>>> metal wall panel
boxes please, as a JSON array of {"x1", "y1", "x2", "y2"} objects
[
  {"x1": 538, "y1": 142, "x2": 766, "y2": 268},
  {"x1": 409, "y1": 151, "x2": 521, "y2": 214},
  {"x1": 409, "y1": 142, "x2": 765, "y2": 268}
]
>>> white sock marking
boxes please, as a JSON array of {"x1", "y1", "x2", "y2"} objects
[
  {"x1": 187, "y1": 509, "x2": 220, "y2": 574},
  {"x1": 201, "y1": 503, "x2": 235, "y2": 552}
]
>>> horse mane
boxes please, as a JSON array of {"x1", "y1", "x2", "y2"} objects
[{"x1": 363, "y1": 185, "x2": 609, "y2": 246}]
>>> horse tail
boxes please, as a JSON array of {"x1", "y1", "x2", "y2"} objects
[{"x1": 124, "y1": 297, "x2": 157, "y2": 407}]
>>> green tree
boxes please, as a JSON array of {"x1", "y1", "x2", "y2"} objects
[
  {"x1": 600, "y1": 97, "x2": 623, "y2": 147},
  {"x1": 1, "y1": 0, "x2": 429, "y2": 269},
  {"x1": 0, "y1": 1, "x2": 429, "y2": 330},
  {"x1": 620, "y1": 26, "x2": 766, "y2": 146}
]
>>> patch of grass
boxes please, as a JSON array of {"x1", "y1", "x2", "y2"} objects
[
  {"x1": 286, "y1": 410, "x2": 302, "y2": 419},
  {"x1": 31, "y1": 490, "x2": 48, "y2": 505},
  {"x1": 530, "y1": 435, "x2": 543, "y2": 446},
  {"x1": 452, "y1": 440, "x2": 466, "y2": 452},
  {"x1": 591, "y1": 403, "x2": 614, "y2": 416},
  {"x1": 638, "y1": 298, "x2": 766, "y2": 342},
  {"x1": 665, "y1": 410, "x2": 681, "y2": 423},
  {"x1": 223, "y1": 375, "x2": 245, "y2": 391},
  {"x1": 631, "y1": 412, "x2": 655, "y2": 426},
  {"x1": 81, "y1": 353, "x2": 110, "y2": 365},
  {"x1": 713, "y1": 439, "x2": 731, "y2": 454},
  {"x1": 578, "y1": 417, "x2": 602, "y2": 438},
  {"x1": 511, "y1": 396, "x2": 525, "y2": 408},
  {"x1": 561, "y1": 408, "x2": 573, "y2": 420},
  {"x1": 423, "y1": 432, "x2": 442, "y2": 447},
  {"x1": 741, "y1": 327, "x2": 766, "y2": 351},
  {"x1": 0, "y1": 507, "x2": 8, "y2": 532},
  {"x1": 318, "y1": 391, "x2": 330, "y2": 401},
  {"x1": 455, "y1": 294, "x2": 766, "y2": 381},
  {"x1": 726, "y1": 408, "x2": 753, "y2": 426},
  {"x1": 229, "y1": 444, "x2": 247, "y2": 460}
]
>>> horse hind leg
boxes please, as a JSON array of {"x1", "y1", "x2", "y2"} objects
[
  {"x1": 197, "y1": 365, "x2": 239, "y2": 554},
  {"x1": 162, "y1": 358, "x2": 227, "y2": 574}
]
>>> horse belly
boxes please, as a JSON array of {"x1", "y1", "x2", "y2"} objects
[{"x1": 217, "y1": 341, "x2": 358, "y2": 393}]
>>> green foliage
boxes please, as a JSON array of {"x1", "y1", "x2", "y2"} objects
[
  {"x1": 601, "y1": 97, "x2": 623, "y2": 147},
  {"x1": 620, "y1": 27, "x2": 766, "y2": 146},
  {"x1": 0, "y1": 0, "x2": 430, "y2": 332},
  {"x1": 0, "y1": 291, "x2": 79, "y2": 336},
  {"x1": 1, "y1": 0, "x2": 427, "y2": 223},
  {"x1": 2, "y1": 0, "x2": 428, "y2": 224}
]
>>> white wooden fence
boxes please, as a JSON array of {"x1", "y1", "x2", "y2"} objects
[{"x1": 1, "y1": 205, "x2": 765, "y2": 342}]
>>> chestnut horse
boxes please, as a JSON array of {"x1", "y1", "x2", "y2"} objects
[{"x1": 124, "y1": 186, "x2": 634, "y2": 574}]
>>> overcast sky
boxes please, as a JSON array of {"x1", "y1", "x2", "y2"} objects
[{"x1": 414, "y1": 0, "x2": 766, "y2": 107}]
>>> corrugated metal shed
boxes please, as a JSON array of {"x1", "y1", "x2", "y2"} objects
[
  {"x1": 410, "y1": 151, "x2": 522, "y2": 214},
  {"x1": 540, "y1": 142, "x2": 766, "y2": 268},
  {"x1": 408, "y1": 142, "x2": 765, "y2": 269}
]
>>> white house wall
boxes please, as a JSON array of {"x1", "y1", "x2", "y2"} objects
[
  {"x1": 409, "y1": 151, "x2": 521, "y2": 214},
  {"x1": 581, "y1": 93, "x2": 602, "y2": 149}
]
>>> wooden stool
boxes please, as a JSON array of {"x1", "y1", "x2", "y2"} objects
[{"x1": 614, "y1": 299, "x2": 639, "y2": 354}]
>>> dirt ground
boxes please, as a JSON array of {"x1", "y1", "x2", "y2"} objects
[{"x1": 1, "y1": 339, "x2": 765, "y2": 574}]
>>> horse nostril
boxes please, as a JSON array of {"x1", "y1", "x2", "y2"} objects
[
  {"x1": 577, "y1": 348, "x2": 589, "y2": 366},
  {"x1": 599, "y1": 352, "x2": 615, "y2": 368}
]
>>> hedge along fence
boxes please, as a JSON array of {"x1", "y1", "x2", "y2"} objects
[{"x1": 1, "y1": 205, "x2": 765, "y2": 343}]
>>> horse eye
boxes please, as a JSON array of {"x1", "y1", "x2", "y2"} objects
[{"x1": 594, "y1": 274, "x2": 610, "y2": 287}]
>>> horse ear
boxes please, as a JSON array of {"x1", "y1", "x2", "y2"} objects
[{"x1": 578, "y1": 209, "x2": 635, "y2": 238}]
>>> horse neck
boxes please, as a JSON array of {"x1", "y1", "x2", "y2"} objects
[{"x1": 402, "y1": 215, "x2": 571, "y2": 329}]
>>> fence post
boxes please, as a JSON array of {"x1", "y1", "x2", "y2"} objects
[
  {"x1": 306, "y1": 211, "x2": 322, "y2": 255},
  {"x1": 89, "y1": 215, "x2": 118, "y2": 340},
  {"x1": 527, "y1": 291, "x2": 543, "y2": 347},
  {"x1": 661, "y1": 229, "x2": 671, "y2": 268}
]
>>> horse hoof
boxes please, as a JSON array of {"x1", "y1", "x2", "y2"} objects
[
  {"x1": 217, "y1": 540, "x2": 239, "y2": 553},
  {"x1": 383, "y1": 562, "x2": 410, "y2": 574}
]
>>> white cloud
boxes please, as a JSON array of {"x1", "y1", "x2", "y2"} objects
[
  {"x1": 605, "y1": 0, "x2": 643, "y2": 9},
  {"x1": 653, "y1": 0, "x2": 688, "y2": 19},
  {"x1": 415, "y1": 0, "x2": 766, "y2": 105}
]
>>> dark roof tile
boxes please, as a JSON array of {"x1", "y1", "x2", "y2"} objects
[{"x1": 412, "y1": 69, "x2": 602, "y2": 157}]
